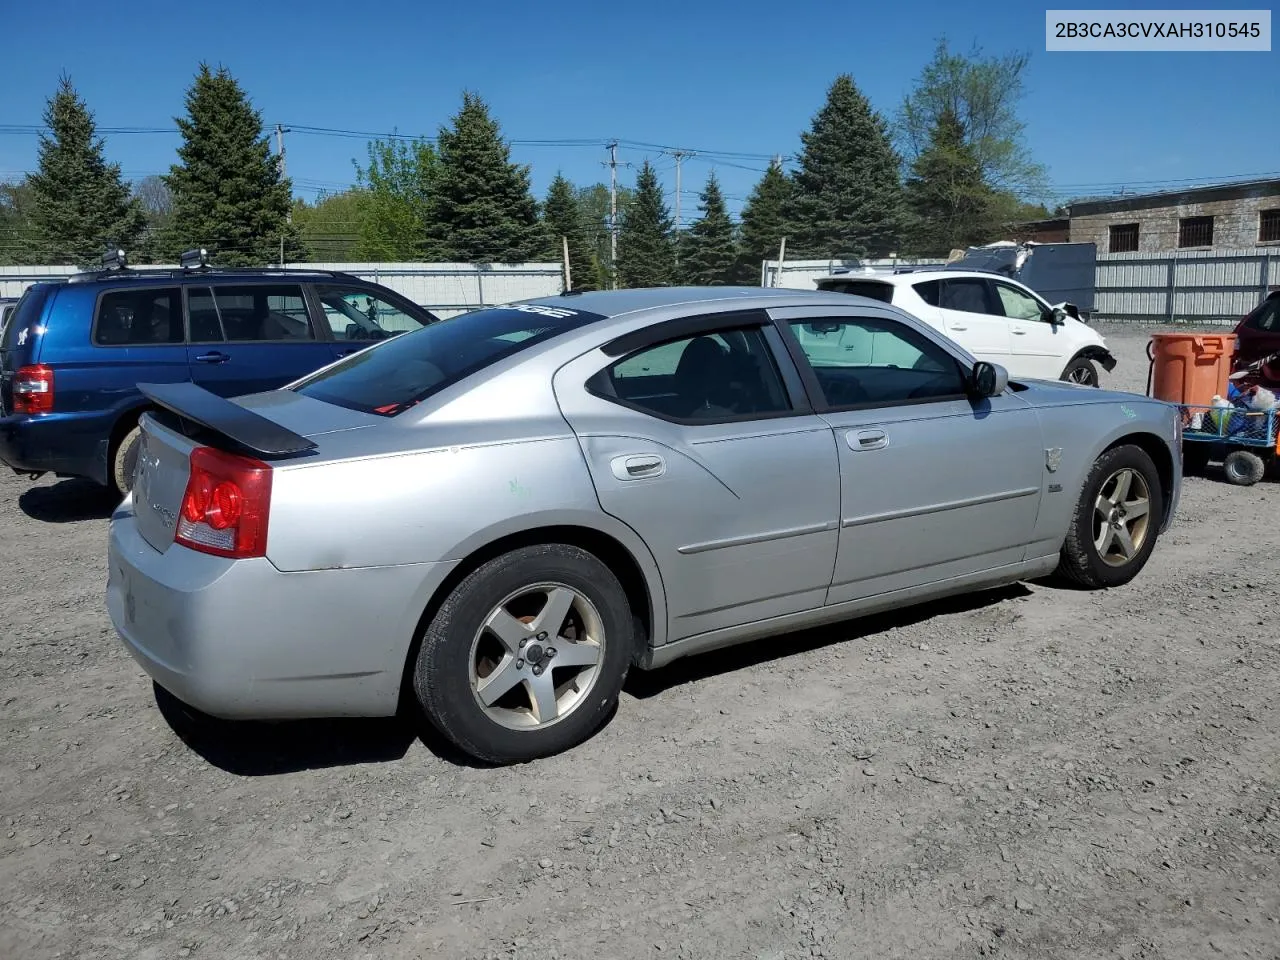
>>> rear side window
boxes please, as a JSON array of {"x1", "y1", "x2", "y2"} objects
[
  {"x1": 912, "y1": 280, "x2": 940, "y2": 307},
  {"x1": 590, "y1": 326, "x2": 792, "y2": 422},
  {"x1": 188, "y1": 284, "x2": 315, "y2": 342},
  {"x1": 939, "y1": 278, "x2": 997, "y2": 315},
  {"x1": 294, "y1": 303, "x2": 604, "y2": 416},
  {"x1": 94, "y1": 288, "x2": 183, "y2": 345},
  {"x1": 821, "y1": 280, "x2": 894, "y2": 303}
]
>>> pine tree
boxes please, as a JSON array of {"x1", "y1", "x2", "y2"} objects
[
  {"x1": 26, "y1": 76, "x2": 145, "y2": 265},
  {"x1": 785, "y1": 74, "x2": 905, "y2": 259},
  {"x1": 543, "y1": 174, "x2": 595, "y2": 290},
  {"x1": 163, "y1": 64, "x2": 301, "y2": 266},
  {"x1": 736, "y1": 160, "x2": 793, "y2": 282},
  {"x1": 431, "y1": 92, "x2": 547, "y2": 262},
  {"x1": 680, "y1": 172, "x2": 737, "y2": 285},
  {"x1": 616, "y1": 160, "x2": 675, "y2": 288},
  {"x1": 903, "y1": 108, "x2": 997, "y2": 256}
]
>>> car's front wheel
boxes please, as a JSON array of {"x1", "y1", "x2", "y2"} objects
[
  {"x1": 1060, "y1": 356, "x2": 1099, "y2": 386},
  {"x1": 413, "y1": 544, "x2": 634, "y2": 764},
  {"x1": 1057, "y1": 444, "x2": 1164, "y2": 588}
]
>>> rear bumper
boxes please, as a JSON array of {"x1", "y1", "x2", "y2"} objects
[
  {"x1": 0, "y1": 413, "x2": 109, "y2": 484},
  {"x1": 106, "y1": 500, "x2": 456, "y2": 720}
]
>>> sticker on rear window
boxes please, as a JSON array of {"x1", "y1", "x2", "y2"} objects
[{"x1": 504, "y1": 303, "x2": 582, "y2": 319}]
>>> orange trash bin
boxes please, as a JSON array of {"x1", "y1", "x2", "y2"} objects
[{"x1": 1147, "y1": 333, "x2": 1236, "y2": 405}]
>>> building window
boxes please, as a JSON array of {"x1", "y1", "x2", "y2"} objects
[
  {"x1": 1261, "y1": 209, "x2": 1280, "y2": 244},
  {"x1": 1109, "y1": 223, "x2": 1139, "y2": 253},
  {"x1": 1178, "y1": 216, "x2": 1214, "y2": 248}
]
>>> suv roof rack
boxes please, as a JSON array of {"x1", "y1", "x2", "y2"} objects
[{"x1": 67, "y1": 246, "x2": 367, "y2": 286}]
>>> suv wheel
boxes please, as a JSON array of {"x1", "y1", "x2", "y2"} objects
[
  {"x1": 413, "y1": 544, "x2": 634, "y2": 764},
  {"x1": 1061, "y1": 356, "x2": 1099, "y2": 386},
  {"x1": 110, "y1": 425, "x2": 142, "y2": 499}
]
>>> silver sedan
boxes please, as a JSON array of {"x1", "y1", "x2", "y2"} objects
[{"x1": 107, "y1": 286, "x2": 1182, "y2": 763}]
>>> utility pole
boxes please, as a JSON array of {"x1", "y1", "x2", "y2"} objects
[{"x1": 606, "y1": 141, "x2": 619, "y2": 288}]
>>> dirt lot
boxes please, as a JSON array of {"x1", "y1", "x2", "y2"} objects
[{"x1": 2, "y1": 324, "x2": 1278, "y2": 960}]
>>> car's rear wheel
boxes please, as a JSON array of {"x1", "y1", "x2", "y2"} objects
[
  {"x1": 1057, "y1": 444, "x2": 1164, "y2": 588},
  {"x1": 413, "y1": 544, "x2": 634, "y2": 764},
  {"x1": 110, "y1": 425, "x2": 142, "y2": 500},
  {"x1": 1061, "y1": 356, "x2": 1099, "y2": 386}
]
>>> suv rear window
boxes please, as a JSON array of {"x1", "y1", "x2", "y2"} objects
[
  {"x1": 1, "y1": 291, "x2": 34, "y2": 351},
  {"x1": 293, "y1": 303, "x2": 605, "y2": 416},
  {"x1": 819, "y1": 279, "x2": 894, "y2": 303}
]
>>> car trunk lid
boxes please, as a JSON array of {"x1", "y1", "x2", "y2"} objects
[{"x1": 130, "y1": 382, "x2": 372, "y2": 553}]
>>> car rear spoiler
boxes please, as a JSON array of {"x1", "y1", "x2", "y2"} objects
[{"x1": 137, "y1": 382, "x2": 318, "y2": 457}]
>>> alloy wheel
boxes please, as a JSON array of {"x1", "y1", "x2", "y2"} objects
[
  {"x1": 468, "y1": 583, "x2": 606, "y2": 730},
  {"x1": 1092, "y1": 467, "x2": 1152, "y2": 567}
]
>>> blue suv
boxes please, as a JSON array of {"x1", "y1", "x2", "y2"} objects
[{"x1": 0, "y1": 251, "x2": 440, "y2": 498}]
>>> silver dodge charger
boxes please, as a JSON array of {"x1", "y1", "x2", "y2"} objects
[{"x1": 107, "y1": 286, "x2": 1182, "y2": 763}]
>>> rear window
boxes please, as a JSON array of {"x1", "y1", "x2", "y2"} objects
[
  {"x1": 293, "y1": 303, "x2": 605, "y2": 416},
  {"x1": 1, "y1": 286, "x2": 46, "y2": 352},
  {"x1": 819, "y1": 279, "x2": 894, "y2": 303}
]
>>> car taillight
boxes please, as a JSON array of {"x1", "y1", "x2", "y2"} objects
[
  {"x1": 13, "y1": 364, "x2": 54, "y2": 414},
  {"x1": 175, "y1": 446, "x2": 273, "y2": 559}
]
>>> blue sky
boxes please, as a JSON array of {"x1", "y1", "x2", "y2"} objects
[{"x1": 1, "y1": 0, "x2": 1275, "y2": 225}]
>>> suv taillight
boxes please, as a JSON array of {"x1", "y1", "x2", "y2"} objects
[
  {"x1": 13, "y1": 365, "x2": 54, "y2": 414},
  {"x1": 175, "y1": 446, "x2": 273, "y2": 559}
]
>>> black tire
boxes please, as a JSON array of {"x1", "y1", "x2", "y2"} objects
[
  {"x1": 110, "y1": 424, "x2": 142, "y2": 499},
  {"x1": 1057, "y1": 443, "x2": 1164, "y2": 589},
  {"x1": 413, "y1": 544, "x2": 634, "y2": 764},
  {"x1": 1222, "y1": 449, "x2": 1265, "y2": 486},
  {"x1": 1181, "y1": 442, "x2": 1211, "y2": 476},
  {"x1": 1060, "y1": 356, "x2": 1099, "y2": 387}
]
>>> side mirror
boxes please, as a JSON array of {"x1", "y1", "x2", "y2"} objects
[{"x1": 970, "y1": 361, "x2": 1009, "y2": 398}]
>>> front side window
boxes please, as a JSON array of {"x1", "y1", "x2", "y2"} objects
[
  {"x1": 294, "y1": 303, "x2": 604, "y2": 416},
  {"x1": 939, "y1": 278, "x2": 997, "y2": 316},
  {"x1": 313, "y1": 284, "x2": 428, "y2": 341},
  {"x1": 786, "y1": 316, "x2": 966, "y2": 408},
  {"x1": 993, "y1": 282, "x2": 1045, "y2": 321},
  {"x1": 189, "y1": 284, "x2": 315, "y2": 342},
  {"x1": 591, "y1": 326, "x2": 791, "y2": 422},
  {"x1": 94, "y1": 288, "x2": 183, "y2": 345}
]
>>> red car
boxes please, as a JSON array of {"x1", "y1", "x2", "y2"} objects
[{"x1": 1233, "y1": 290, "x2": 1280, "y2": 386}]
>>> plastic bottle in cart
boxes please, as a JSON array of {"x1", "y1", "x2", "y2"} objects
[{"x1": 1209, "y1": 394, "x2": 1232, "y2": 431}]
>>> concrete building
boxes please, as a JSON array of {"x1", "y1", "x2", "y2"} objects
[{"x1": 1067, "y1": 178, "x2": 1280, "y2": 254}]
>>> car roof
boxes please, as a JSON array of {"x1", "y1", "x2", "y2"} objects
[
  {"x1": 816, "y1": 269, "x2": 1027, "y2": 286},
  {"x1": 518, "y1": 284, "x2": 879, "y2": 320}
]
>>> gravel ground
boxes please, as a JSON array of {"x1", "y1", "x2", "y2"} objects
[{"x1": 2, "y1": 324, "x2": 1278, "y2": 960}]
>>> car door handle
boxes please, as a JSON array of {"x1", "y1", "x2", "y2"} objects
[
  {"x1": 610, "y1": 454, "x2": 665, "y2": 481},
  {"x1": 847, "y1": 429, "x2": 888, "y2": 451},
  {"x1": 1012, "y1": 328, "x2": 1028, "y2": 335},
  {"x1": 194, "y1": 351, "x2": 229, "y2": 364},
  {"x1": 950, "y1": 324, "x2": 968, "y2": 331}
]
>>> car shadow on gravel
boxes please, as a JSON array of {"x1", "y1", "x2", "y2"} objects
[
  {"x1": 625, "y1": 584, "x2": 1031, "y2": 699},
  {"x1": 151, "y1": 682, "x2": 491, "y2": 775},
  {"x1": 18, "y1": 478, "x2": 119, "y2": 523}
]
